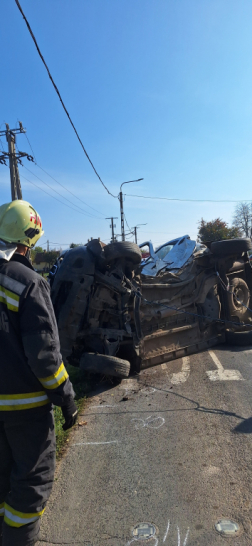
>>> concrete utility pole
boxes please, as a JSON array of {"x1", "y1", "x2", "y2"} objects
[
  {"x1": 0, "y1": 122, "x2": 34, "y2": 201},
  {"x1": 106, "y1": 217, "x2": 118, "y2": 243},
  {"x1": 119, "y1": 178, "x2": 143, "y2": 241}
]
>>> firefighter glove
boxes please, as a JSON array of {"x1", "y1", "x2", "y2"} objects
[{"x1": 62, "y1": 398, "x2": 78, "y2": 430}]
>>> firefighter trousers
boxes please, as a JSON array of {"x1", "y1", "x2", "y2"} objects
[{"x1": 0, "y1": 409, "x2": 56, "y2": 546}]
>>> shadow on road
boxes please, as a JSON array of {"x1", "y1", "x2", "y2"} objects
[
  {"x1": 233, "y1": 416, "x2": 252, "y2": 433},
  {"x1": 81, "y1": 380, "x2": 250, "y2": 431}
]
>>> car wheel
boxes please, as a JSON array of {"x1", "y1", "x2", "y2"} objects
[
  {"x1": 104, "y1": 242, "x2": 142, "y2": 264},
  {"x1": 211, "y1": 238, "x2": 252, "y2": 255},
  {"x1": 226, "y1": 328, "x2": 252, "y2": 346},
  {"x1": 227, "y1": 277, "x2": 250, "y2": 318},
  {"x1": 79, "y1": 353, "x2": 131, "y2": 378}
]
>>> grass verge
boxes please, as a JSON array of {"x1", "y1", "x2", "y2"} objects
[{"x1": 54, "y1": 364, "x2": 94, "y2": 458}]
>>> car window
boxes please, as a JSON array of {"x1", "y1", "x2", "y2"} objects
[{"x1": 155, "y1": 244, "x2": 174, "y2": 260}]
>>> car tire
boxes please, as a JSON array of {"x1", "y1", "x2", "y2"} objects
[
  {"x1": 227, "y1": 277, "x2": 250, "y2": 318},
  {"x1": 79, "y1": 353, "x2": 131, "y2": 378},
  {"x1": 211, "y1": 238, "x2": 252, "y2": 255},
  {"x1": 104, "y1": 241, "x2": 142, "y2": 264},
  {"x1": 226, "y1": 328, "x2": 252, "y2": 346}
]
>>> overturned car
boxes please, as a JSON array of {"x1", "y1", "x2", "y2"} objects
[{"x1": 50, "y1": 237, "x2": 252, "y2": 378}]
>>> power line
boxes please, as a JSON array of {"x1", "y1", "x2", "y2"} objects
[
  {"x1": 22, "y1": 164, "x2": 103, "y2": 219},
  {"x1": 15, "y1": 0, "x2": 117, "y2": 198},
  {"x1": 35, "y1": 163, "x2": 106, "y2": 217},
  {"x1": 16, "y1": 136, "x2": 106, "y2": 218},
  {"x1": 138, "y1": 230, "x2": 198, "y2": 235},
  {"x1": 125, "y1": 194, "x2": 250, "y2": 203},
  {"x1": 20, "y1": 173, "x2": 103, "y2": 218},
  {"x1": 24, "y1": 131, "x2": 37, "y2": 163},
  {"x1": 24, "y1": 129, "x2": 106, "y2": 216},
  {"x1": 124, "y1": 214, "x2": 131, "y2": 232}
]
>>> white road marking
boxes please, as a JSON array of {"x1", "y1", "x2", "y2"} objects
[
  {"x1": 171, "y1": 357, "x2": 190, "y2": 385},
  {"x1": 163, "y1": 520, "x2": 170, "y2": 542},
  {"x1": 73, "y1": 441, "x2": 119, "y2": 446},
  {"x1": 161, "y1": 363, "x2": 167, "y2": 370},
  {"x1": 207, "y1": 351, "x2": 244, "y2": 381}
]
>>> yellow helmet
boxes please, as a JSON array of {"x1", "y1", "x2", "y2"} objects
[{"x1": 0, "y1": 200, "x2": 44, "y2": 248}]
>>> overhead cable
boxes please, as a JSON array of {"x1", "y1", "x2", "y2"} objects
[
  {"x1": 16, "y1": 136, "x2": 106, "y2": 217},
  {"x1": 20, "y1": 173, "x2": 102, "y2": 218},
  {"x1": 22, "y1": 164, "x2": 103, "y2": 219},
  {"x1": 24, "y1": 132, "x2": 37, "y2": 163},
  {"x1": 35, "y1": 163, "x2": 107, "y2": 217},
  {"x1": 15, "y1": 0, "x2": 117, "y2": 198},
  {"x1": 125, "y1": 194, "x2": 250, "y2": 203},
  {"x1": 124, "y1": 214, "x2": 131, "y2": 232}
]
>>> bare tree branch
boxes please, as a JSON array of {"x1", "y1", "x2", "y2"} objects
[{"x1": 233, "y1": 202, "x2": 252, "y2": 238}]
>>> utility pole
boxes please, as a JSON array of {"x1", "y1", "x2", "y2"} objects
[
  {"x1": 47, "y1": 240, "x2": 49, "y2": 252},
  {"x1": 119, "y1": 178, "x2": 143, "y2": 241},
  {"x1": 132, "y1": 223, "x2": 147, "y2": 244},
  {"x1": 106, "y1": 217, "x2": 118, "y2": 243},
  {"x1": 0, "y1": 122, "x2": 34, "y2": 201},
  {"x1": 119, "y1": 191, "x2": 125, "y2": 241}
]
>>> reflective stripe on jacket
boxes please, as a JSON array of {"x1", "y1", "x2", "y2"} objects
[{"x1": 0, "y1": 253, "x2": 74, "y2": 417}]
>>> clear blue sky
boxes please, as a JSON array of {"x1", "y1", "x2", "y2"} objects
[{"x1": 1, "y1": 0, "x2": 252, "y2": 250}]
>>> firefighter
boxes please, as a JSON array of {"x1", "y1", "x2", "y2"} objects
[{"x1": 0, "y1": 200, "x2": 78, "y2": 546}]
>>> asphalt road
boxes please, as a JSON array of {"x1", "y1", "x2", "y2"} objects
[{"x1": 38, "y1": 345, "x2": 252, "y2": 546}]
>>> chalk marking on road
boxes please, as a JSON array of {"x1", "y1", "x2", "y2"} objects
[
  {"x1": 170, "y1": 356, "x2": 190, "y2": 385},
  {"x1": 131, "y1": 415, "x2": 165, "y2": 430},
  {"x1": 177, "y1": 526, "x2": 180, "y2": 546},
  {"x1": 207, "y1": 351, "x2": 244, "y2": 381},
  {"x1": 163, "y1": 520, "x2": 170, "y2": 542},
  {"x1": 73, "y1": 441, "x2": 119, "y2": 446},
  {"x1": 182, "y1": 528, "x2": 190, "y2": 546},
  {"x1": 161, "y1": 363, "x2": 167, "y2": 370},
  {"x1": 141, "y1": 387, "x2": 156, "y2": 394}
]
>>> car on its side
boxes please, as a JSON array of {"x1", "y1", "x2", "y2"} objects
[{"x1": 50, "y1": 237, "x2": 252, "y2": 380}]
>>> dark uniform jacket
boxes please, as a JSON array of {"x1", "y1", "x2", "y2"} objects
[{"x1": 0, "y1": 253, "x2": 74, "y2": 420}]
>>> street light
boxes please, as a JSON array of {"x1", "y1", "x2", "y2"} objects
[
  {"x1": 132, "y1": 223, "x2": 147, "y2": 244},
  {"x1": 119, "y1": 178, "x2": 144, "y2": 241}
]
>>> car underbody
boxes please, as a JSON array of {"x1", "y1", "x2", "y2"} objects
[{"x1": 51, "y1": 238, "x2": 252, "y2": 378}]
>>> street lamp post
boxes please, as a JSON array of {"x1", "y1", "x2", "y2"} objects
[
  {"x1": 133, "y1": 223, "x2": 147, "y2": 244},
  {"x1": 119, "y1": 178, "x2": 143, "y2": 241}
]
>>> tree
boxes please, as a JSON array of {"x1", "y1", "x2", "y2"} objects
[
  {"x1": 198, "y1": 218, "x2": 242, "y2": 243},
  {"x1": 46, "y1": 251, "x2": 59, "y2": 268},
  {"x1": 33, "y1": 246, "x2": 44, "y2": 253},
  {"x1": 233, "y1": 202, "x2": 252, "y2": 238},
  {"x1": 30, "y1": 245, "x2": 44, "y2": 263},
  {"x1": 69, "y1": 243, "x2": 80, "y2": 248}
]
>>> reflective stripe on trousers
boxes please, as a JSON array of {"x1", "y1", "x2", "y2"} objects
[{"x1": 3, "y1": 503, "x2": 45, "y2": 528}]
